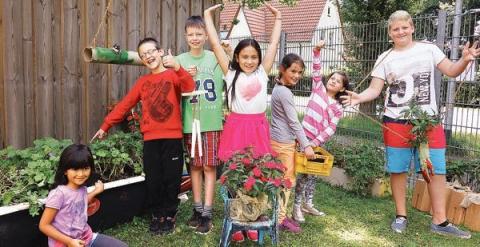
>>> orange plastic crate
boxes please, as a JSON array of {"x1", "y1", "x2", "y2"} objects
[{"x1": 295, "y1": 146, "x2": 334, "y2": 176}]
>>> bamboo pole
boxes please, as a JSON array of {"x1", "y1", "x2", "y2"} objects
[{"x1": 83, "y1": 46, "x2": 143, "y2": 66}]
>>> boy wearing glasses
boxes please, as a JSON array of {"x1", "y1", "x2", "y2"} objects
[{"x1": 93, "y1": 37, "x2": 195, "y2": 235}]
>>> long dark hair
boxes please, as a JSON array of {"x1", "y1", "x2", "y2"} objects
[
  {"x1": 325, "y1": 71, "x2": 350, "y2": 102},
  {"x1": 53, "y1": 144, "x2": 95, "y2": 187},
  {"x1": 226, "y1": 38, "x2": 262, "y2": 110}
]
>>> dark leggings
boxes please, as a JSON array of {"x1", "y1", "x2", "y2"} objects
[{"x1": 90, "y1": 234, "x2": 127, "y2": 247}]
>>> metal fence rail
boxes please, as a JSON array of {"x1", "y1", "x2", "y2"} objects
[{"x1": 228, "y1": 9, "x2": 480, "y2": 158}]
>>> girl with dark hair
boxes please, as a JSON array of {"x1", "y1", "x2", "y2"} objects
[
  {"x1": 204, "y1": 2, "x2": 281, "y2": 243},
  {"x1": 292, "y1": 41, "x2": 349, "y2": 224},
  {"x1": 270, "y1": 53, "x2": 314, "y2": 234},
  {"x1": 39, "y1": 144, "x2": 127, "y2": 247}
]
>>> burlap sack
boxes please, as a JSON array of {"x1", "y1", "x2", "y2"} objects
[{"x1": 229, "y1": 191, "x2": 270, "y2": 222}]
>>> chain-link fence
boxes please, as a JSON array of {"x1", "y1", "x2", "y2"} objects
[{"x1": 227, "y1": 9, "x2": 480, "y2": 159}]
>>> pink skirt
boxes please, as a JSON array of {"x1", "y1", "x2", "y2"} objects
[{"x1": 218, "y1": 112, "x2": 273, "y2": 161}]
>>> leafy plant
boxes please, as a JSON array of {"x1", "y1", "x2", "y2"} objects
[
  {"x1": 219, "y1": 146, "x2": 290, "y2": 198},
  {"x1": 325, "y1": 140, "x2": 386, "y2": 196},
  {"x1": 401, "y1": 102, "x2": 439, "y2": 183},
  {"x1": 0, "y1": 132, "x2": 143, "y2": 216},
  {"x1": 447, "y1": 158, "x2": 480, "y2": 192},
  {"x1": 0, "y1": 138, "x2": 73, "y2": 215}
]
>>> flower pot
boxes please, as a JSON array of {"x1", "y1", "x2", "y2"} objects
[{"x1": 0, "y1": 176, "x2": 146, "y2": 247}]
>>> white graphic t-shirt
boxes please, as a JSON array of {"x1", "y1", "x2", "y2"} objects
[
  {"x1": 371, "y1": 42, "x2": 446, "y2": 119},
  {"x1": 224, "y1": 65, "x2": 269, "y2": 114}
]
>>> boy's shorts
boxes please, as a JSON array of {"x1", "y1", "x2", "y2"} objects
[
  {"x1": 184, "y1": 130, "x2": 221, "y2": 167},
  {"x1": 383, "y1": 117, "x2": 446, "y2": 175}
]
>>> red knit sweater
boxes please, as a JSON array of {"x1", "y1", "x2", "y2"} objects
[{"x1": 101, "y1": 67, "x2": 195, "y2": 140}]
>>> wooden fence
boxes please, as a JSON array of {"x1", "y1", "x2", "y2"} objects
[{"x1": 0, "y1": 0, "x2": 219, "y2": 148}]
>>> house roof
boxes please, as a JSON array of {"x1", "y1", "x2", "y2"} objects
[{"x1": 220, "y1": 0, "x2": 327, "y2": 42}]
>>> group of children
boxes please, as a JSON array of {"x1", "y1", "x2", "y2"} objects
[{"x1": 38, "y1": 5, "x2": 480, "y2": 246}]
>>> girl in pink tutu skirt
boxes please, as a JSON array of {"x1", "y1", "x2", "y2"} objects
[{"x1": 204, "y1": 2, "x2": 282, "y2": 243}]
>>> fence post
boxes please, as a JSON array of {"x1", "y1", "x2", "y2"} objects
[
  {"x1": 444, "y1": 0, "x2": 463, "y2": 139},
  {"x1": 279, "y1": 31, "x2": 286, "y2": 63},
  {"x1": 435, "y1": 10, "x2": 447, "y2": 110}
]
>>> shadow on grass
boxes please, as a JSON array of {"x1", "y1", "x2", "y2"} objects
[{"x1": 105, "y1": 181, "x2": 480, "y2": 246}]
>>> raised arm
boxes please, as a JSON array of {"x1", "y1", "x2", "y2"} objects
[
  {"x1": 311, "y1": 41, "x2": 325, "y2": 90},
  {"x1": 261, "y1": 3, "x2": 281, "y2": 73},
  {"x1": 204, "y1": 4, "x2": 230, "y2": 75}
]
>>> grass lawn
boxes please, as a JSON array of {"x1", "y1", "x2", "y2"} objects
[{"x1": 104, "y1": 181, "x2": 479, "y2": 246}]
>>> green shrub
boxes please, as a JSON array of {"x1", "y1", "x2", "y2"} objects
[
  {"x1": 325, "y1": 140, "x2": 387, "y2": 196},
  {"x1": 447, "y1": 158, "x2": 480, "y2": 192}
]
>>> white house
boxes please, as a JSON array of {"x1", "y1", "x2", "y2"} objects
[{"x1": 220, "y1": 0, "x2": 344, "y2": 75}]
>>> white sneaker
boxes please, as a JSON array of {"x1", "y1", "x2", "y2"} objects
[
  {"x1": 301, "y1": 204, "x2": 325, "y2": 216},
  {"x1": 292, "y1": 205, "x2": 305, "y2": 223}
]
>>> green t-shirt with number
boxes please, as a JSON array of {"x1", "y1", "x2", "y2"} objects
[{"x1": 177, "y1": 50, "x2": 224, "y2": 133}]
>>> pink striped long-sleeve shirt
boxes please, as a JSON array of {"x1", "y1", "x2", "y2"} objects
[{"x1": 302, "y1": 50, "x2": 343, "y2": 146}]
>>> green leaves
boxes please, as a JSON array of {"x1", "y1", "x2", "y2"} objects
[{"x1": 0, "y1": 131, "x2": 143, "y2": 216}]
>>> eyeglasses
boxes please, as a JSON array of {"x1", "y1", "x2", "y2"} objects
[{"x1": 139, "y1": 49, "x2": 158, "y2": 60}]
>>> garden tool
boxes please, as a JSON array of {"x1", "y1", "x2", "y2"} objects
[{"x1": 182, "y1": 90, "x2": 206, "y2": 158}]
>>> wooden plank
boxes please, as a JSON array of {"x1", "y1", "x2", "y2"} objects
[
  {"x1": 34, "y1": 0, "x2": 55, "y2": 138},
  {"x1": 63, "y1": 0, "x2": 83, "y2": 143},
  {"x1": 190, "y1": 0, "x2": 203, "y2": 16},
  {"x1": 145, "y1": 0, "x2": 161, "y2": 38},
  {"x1": 85, "y1": 0, "x2": 109, "y2": 140},
  {"x1": 126, "y1": 0, "x2": 145, "y2": 90},
  {"x1": 109, "y1": 0, "x2": 128, "y2": 104},
  {"x1": 0, "y1": 0, "x2": 5, "y2": 148},
  {"x1": 161, "y1": 0, "x2": 175, "y2": 52},
  {"x1": 52, "y1": 0, "x2": 64, "y2": 139},
  {"x1": 22, "y1": 0, "x2": 35, "y2": 146},
  {"x1": 176, "y1": 0, "x2": 188, "y2": 54},
  {"x1": 3, "y1": 0, "x2": 26, "y2": 148}
]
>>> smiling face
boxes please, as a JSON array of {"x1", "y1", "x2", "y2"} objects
[
  {"x1": 65, "y1": 167, "x2": 91, "y2": 189},
  {"x1": 185, "y1": 26, "x2": 207, "y2": 51},
  {"x1": 280, "y1": 62, "x2": 304, "y2": 86},
  {"x1": 235, "y1": 45, "x2": 260, "y2": 74},
  {"x1": 388, "y1": 19, "x2": 415, "y2": 49},
  {"x1": 138, "y1": 42, "x2": 164, "y2": 71},
  {"x1": 326, "y1": 72, "x2": 346, "y2": 95}
]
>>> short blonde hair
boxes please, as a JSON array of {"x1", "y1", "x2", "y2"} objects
[{"x1": 388, "y1": 10, "x2": 414, "y2": 30}]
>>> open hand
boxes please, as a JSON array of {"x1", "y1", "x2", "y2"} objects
[
  {"x1": 462, "y1": 41, "x2": 480, "y2": 61},
  {"x1": 93, "y1": 180, "x2": 104, "y2": 194},
  {"x1": 340, "y1": 90, "x2": 361, "y2": 107}
]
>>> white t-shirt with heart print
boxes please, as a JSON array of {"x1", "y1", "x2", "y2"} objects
[{"x1": 224, "y1": 65, "x2": 269, "y2": 114}]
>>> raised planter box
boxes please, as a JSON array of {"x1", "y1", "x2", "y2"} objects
[{"x1": 0, "y1": 176, "x2": 146, "y2": 247}]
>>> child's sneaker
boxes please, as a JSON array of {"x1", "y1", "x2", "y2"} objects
[
  {"x1": 246, "y1": 230, "x2": 258, "y2": 242},
  {"x1": 231, "y1": 231, "x2": 245, "y2": 243},
  {"x1": 431, "y1": 223, "x2": 471, "y2": 239},
  {"x1": 149, "y1": 215, "x2": 163, "y2": 233},
  {"x1": 187, "y1": 209, "x2": 202, "y2": 228},
  {"x1": 301, "y1": 204, "x2": 325, "y2": 216},
  {"x1": 292, "y1": 205, "x2": 305, "y2": 223},
  {"x1": 391, "y1": 217, "x2": 407, "y2": 233},
  {"x1": 195, "y1": 216, "x2": 213, "y2": 235},
  {"x1": 279, "y1": 218, "x2": 301, "y2": 233},
  {"x1": 159, "y1": 216, "x2": 176, "y2": 235}
]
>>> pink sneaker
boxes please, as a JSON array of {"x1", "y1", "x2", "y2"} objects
[
  {"x1": 246, "y1": 230, "x2": 258, "y2": 242},
  {"x1": 285, "y1": 217, "x2": 300, "y2": 227},
  {"x1": 231, "y1": 231, "x2": 244, "y2": 243},
  {"x1": 279, "y1": 218, "x2": 301, "y2": 233}
]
